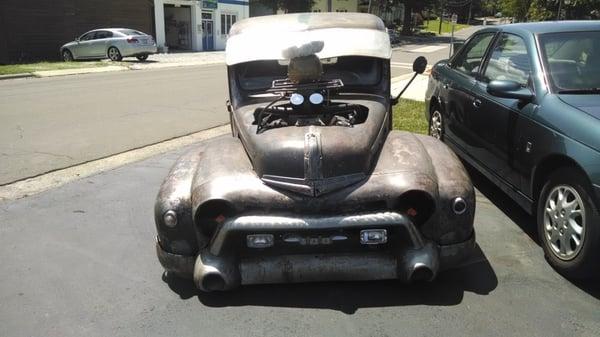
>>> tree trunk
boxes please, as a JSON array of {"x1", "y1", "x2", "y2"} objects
[{"x1": 402, "y1": 2, "x2": 413, "y2": 35}]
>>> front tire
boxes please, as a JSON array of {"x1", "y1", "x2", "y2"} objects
[
  {"x1": 537, "y1": 168, "x2": 600, "y2": 279},
  {"x1": 62, "y1": 49, "x2": 74, "y2": 62},
  {"x1": 428, "y1": 106, "x2": 444, "y2": 141},
  {"x1": 108, "y1": 47, "x2": 122, "y2": 61}
]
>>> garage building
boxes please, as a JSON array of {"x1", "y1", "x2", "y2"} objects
[{"x1": 153, "y1": 0, "x2": 249, "y2": 52}]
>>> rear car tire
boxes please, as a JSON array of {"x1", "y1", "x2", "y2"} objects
[
  {"x1": 428, "y1": 106, "x2": 444, "y2": 141},
  {"x1": 537, "y1": 168, "x2": 600, "y2": 279},
  {"x1": 62, "y1": 49, "x2": 74, "y2": 62},
  {"x1": 108, "y1": 47, "x2": 122, "y2": 61},
  {"x1": 136, "y1": 54, "x2": 148, "y2": 61}
]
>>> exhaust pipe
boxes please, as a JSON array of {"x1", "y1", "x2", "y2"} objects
[
  {"x1": 400, "y1": 242, "x2": 440, "y2": 283},
  {"x1": 193, "y1": 252, "x2": 240, "y2": 291}
]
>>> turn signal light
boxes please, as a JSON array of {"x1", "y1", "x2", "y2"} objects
[
  {"x1": 247, "y1": 234, "x2": 274, "y2": 248},
  {"x1": 360, "y1": 229, "x2": 387, "y2": 245}
]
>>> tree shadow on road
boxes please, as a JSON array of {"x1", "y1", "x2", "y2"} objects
[
  {"x1": 163, "y1": 245, "x2": 497, "y2": 314},
  {"x1": 466, "y1": 164, "x2": 600, "y2": 300}
]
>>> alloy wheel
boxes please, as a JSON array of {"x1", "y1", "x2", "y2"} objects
[
  {"x1": 429, "y1": 110, "x2": 443, "y2": 140},
  {"x1": 108, "y1": 47, "x2": 121, "y2": 61},
  {"x1": 543, "y1": 185, "x2": 586, "y2": 261},
  {"x1": 62, "y1": 50, "x2": 73, "y2": 62}
]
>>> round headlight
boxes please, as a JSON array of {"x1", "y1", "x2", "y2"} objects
[
  {"x1": 452, "y1": 197, "x2": 467, "y2": 215},
  {"x1": 163, "y1": 210, "x2": 178, "y2": 228},
  {"x1": 290, "y1": 93, "x2": 304, "y2": 105},
  {"x1": 309, "y1": 92, "x2": 324, "y2": 105}
]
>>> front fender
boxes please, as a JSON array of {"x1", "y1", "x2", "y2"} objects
[
  {"x1": 155, "y1": 148, "x2": 203, "y2": 256},
  {"x1": 415, "y1": 134, "x2": 475, "y2": 244}
]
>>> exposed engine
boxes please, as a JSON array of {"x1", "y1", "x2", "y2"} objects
[{"x1": 254, "y1": 78, "x2": 368, "y2": 133}]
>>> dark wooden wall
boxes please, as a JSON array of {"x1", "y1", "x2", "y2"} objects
[{"x1": 0, "y1": 0, "x2": 155, "y2": 64}]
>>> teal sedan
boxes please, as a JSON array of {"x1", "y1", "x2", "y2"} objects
[{"x1": 425, "y1": 21, "x2": 600, "y2": 278}]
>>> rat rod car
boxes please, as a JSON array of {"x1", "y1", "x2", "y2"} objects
[{"x1": 155, "y1": 13, "x2": 476, "y2": 291}]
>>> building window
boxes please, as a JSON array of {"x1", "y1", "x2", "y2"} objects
[{"x1": 221, "y1": 13, "x2": 237, "y2": 36}]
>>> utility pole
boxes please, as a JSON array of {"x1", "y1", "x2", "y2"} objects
[
  {"x1": 467, "y1": 0, "x2": 473, "y2": 24},
  {"x1": 556, "y1": 0, "x2": 563, "y2": 20},
  {"x1": 438, "y1": 0, "x2": 444, "y2": 35},
  {"x1": 368, "y1": 0, "x2": 372, "y2": 13}
]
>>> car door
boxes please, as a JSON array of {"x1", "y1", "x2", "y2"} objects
[
  {"x1": 470, "y1": 33, "x2": 537, "y2": 189},
  {"x1": 90, "y1": 30, "x2": 113, "y2": 58},
  {"x1": 72, "y1": 31, "x2": 97, "y2": 59},
  {"x1": 441, "y1": 31, "x2": 497, "y2": 158}
]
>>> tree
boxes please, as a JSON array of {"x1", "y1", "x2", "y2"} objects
[
  {"x1": 500, "y1": 0, "x2": 532, "y2": 21},
  {"x1": 394, "y1": 0, "x2": 435, "y2": 35},
  {"x1": 527, "y1": 0, "x2": 600, "y2": 21}
]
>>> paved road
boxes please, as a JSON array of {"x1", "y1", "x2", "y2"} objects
[
  {"x1": 0, "y1": 39, "x2": 468, "y2": 186},
  {"x1": 0, "y1": 143, "x2": 598, "y2": 337},
  {"x1": 0, "y1": 65, "x2": 228, "y2": 185}
]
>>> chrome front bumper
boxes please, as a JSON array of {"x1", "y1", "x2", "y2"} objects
[{"x1": 157, "y1": 211, "x2": 475, "y2": 291}]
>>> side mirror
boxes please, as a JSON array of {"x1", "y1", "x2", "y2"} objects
[
  {"x1": 487, "y1": 80, "x2": 533, "y2": 102},
  {"x1": 412, "y1": 56, "x2": 428, "y2": 74},
  {"x1": 391, "y1": 56, "x2": 428, "y2": 105},
  {"x1": 75, "y1": 37, "x2": 80, "y2": 42},
  {"x1": 451, "y1": 41, "x2": 464, "y2": 56}
]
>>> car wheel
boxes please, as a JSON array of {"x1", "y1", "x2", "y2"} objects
[
  {"x1": 428, "y1": 107, "x2": 444, "y2": 141},
  {"x1": 537, "y1": 168, "x2": 600, "y2": 278},
  {"x1": 62, "y1": 49, "x2": 74, "y2": 62},
  {"x1": 136, "y1": 54, "x2": 148, "y2": 61},
  {"x1": 108, "y1": 47, "x2": 122, "y2": 61}
]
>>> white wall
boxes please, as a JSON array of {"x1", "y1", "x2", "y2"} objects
[{"x1": 214, "y1": 2, "x2": 249, "y2": 50}]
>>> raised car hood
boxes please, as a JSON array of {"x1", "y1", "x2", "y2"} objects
[
  {"x1": 558, "y1": 94, "x2": 600, "y2": 120},
  {"x1": 235, "y1": 99, "x2": 388, "y2": 196}
]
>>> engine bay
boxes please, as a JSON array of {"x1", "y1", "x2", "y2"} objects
[{"x1": 253, "y1": 78, "x2": 369, "y2": 133}]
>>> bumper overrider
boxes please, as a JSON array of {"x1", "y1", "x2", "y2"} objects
[{"x1": 157, "y1": 211, "x2": 475, "y2": 291}]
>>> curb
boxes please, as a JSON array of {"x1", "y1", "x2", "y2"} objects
[
  {"x1": 32, "y1": 65, "x2": 128, "y2": 78},
  {"x1": 0, "y1": 124, "x2": 230, "y2": 201},
  {"x1": 0, "y1": 73, "x2": 34, "y2": 80}
]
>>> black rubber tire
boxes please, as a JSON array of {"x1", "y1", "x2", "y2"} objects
[
  {"x1": 62, "y1": 49, "x2": 74, "y2": 62},
  {"x1": 136, "y1": 54, "x2": 148, "y2": 61},
  {"x1": 537, "y1": 168, "x2": 600, "y2": 279},
  {"x1": 428, "y1": 104, "x2": 444, "y2": 141},
  {"x1": 107, "y1": 47, "x2": 122, "y2": 61}
]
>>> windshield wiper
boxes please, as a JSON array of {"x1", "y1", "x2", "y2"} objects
[{"x1": 558, "y1": 88, "x2": 600, "y2": 94}]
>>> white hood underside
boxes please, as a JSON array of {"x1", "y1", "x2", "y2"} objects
[{"x1": 225, "y1": 27, "x2": 392, "y2": 66}]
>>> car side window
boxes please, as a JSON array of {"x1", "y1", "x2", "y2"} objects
[
  {"x1": 483, "y1": 34, "x2": 531, "y2": 86},
  {"x1": 452, "y1": 32, "x2": 496, "y2": 77},
  {"x1": 80, "y1": 32, "x2": 95, "y2": 41},
  {"x1": 95, "y1": 31, "x2": 113, "y2": 39}
]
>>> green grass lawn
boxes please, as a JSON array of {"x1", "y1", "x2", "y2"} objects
[
  {"x1": 423, "y1": 18, "x2": 470, "y2": 35},
  {"x1": 392, "y1": 99, "x2": 428, "y2": 134},
  {"x1": 0, "y1": 61, "x2": 112, "y2": 75}
]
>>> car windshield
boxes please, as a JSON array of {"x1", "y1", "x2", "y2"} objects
[
  {"x1": 116, "y1": 29, "x2": 145, "y2": 36},
  {"x1": 539, "y1": 31, "x2": 600, "y2": 93},
  {"x1": 235, "y1": 56, "x2": 382, "y2": 91}
]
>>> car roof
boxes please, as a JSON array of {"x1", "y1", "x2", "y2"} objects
[
  {"x1": 83, "y1": 28, "x2": 143, "y2": 34},
  {"x1": 498, "y1": 21, "x2": 600, "y2": 35}
]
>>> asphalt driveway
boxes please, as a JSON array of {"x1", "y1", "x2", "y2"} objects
[{"x1": 0, "y1": 143, "x2": 598, "y2": 337}]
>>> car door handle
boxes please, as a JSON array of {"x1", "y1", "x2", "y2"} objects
[{"x1": 473, "y1": 99, "x2": 482, "y2": 108}]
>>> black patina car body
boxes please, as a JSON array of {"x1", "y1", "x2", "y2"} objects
[{"x1": 155, "y1": 13, "x2": 475, "y2": 291}]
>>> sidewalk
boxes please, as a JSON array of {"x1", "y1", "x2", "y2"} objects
[
  {"x1": 391, "y1": 72, "x2": 429, "y2": 102},
  {"x1": 0, "y1": 51, "x2": 227, "y2": 80}
]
